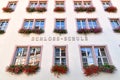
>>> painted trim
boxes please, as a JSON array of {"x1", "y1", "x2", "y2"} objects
[{"x1": 52, "y1": 45, "x2": 69, "y2": 67}]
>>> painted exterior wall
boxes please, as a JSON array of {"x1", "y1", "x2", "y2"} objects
[{"x1": 0, "y1": 0, "x2": 120, "y2": 80}]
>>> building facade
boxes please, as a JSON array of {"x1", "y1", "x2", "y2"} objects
[{"x1": 0, "y1": 0, "x2": 120, "y2": 80}]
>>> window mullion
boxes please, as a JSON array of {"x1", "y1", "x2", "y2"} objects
[
  {"x1": 92, "y1": 46, "x2": 97, "y2": 65},
  {"x1": 99, "y1": 48, "x2": 104, "y2": 65},
  {"x1": 25, "y1": 46, "x2": 30, "y2": 65},
  {"x1": 60, "y1": 48, "x2": 62, "y2": 65}
]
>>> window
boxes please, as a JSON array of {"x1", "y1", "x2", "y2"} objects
[
  {"x1": 23, "y1": 19, "x2": 45, "y2": 29},
  {"x1": 74, "y1": 1, "x2": 82, "y2": 8},
  {"x1": 13, "y1": 46, "x2": 42, "y2": 66},
  {"x1": 8, "y1": 1, "x2": 17, "y2": 10},
  {"x1": 56, "y1": 1, "x2": 64, "y2": 7},
  {"x1": 39, "y1": 2, "x2": 47, "y2": 7},
  {"x1": 84, "y1": 1, "x2": 91, "y2": 7},
  {"x1": 81, "y1": 47, "x2": 94, "y2": 66},
  {"x1": 29, "y1": 1, "x2": 47, "y2": 8},
  {"x1": 94, "y1": 47, "x2": 109, "y2": 66},
  {"x1": 29, "y1": 1, "x2": 37, "y2": 8},
  {"x1": 110, "y1": 19, "x2": 120, "y2": 28},
  {"x1": 102, "y1": 1, "x2": 111, "y2": 8},
  {"x1": 77, "y1": 19, "x2": 86, "y2": 29},
  {"x1": 0, "y1": 20, "x2": 8, "y2": 31},
  {"x1": 23, "y1": 20, "x2": 33, "y2": 29},
  {"x1": 56, "y1": 19, "x2": 65, "y2": 29},
  {"x1": 35, "y1": 20, "x2": 44, "y2": 29},
  {"x1": 80, "y1": 46, "x2": 111, "y2": 67},
  {"x1": 88, "y1": 19, "x2": 98, "y2": 28},
  {"x1": 54, "y1": 46, "x2": 67, "y2": 65},
  {"x1": 77, "y1": 19, "x2": 99, "y2": 29},
  {"x1": 74, "y1": 1, "x2": 92, "y2": 8}
]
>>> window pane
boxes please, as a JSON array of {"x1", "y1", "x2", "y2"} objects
[
  {"x1": 55, "y1": 58, "x2": 60, "y2": 63},
  {"x1": 87, "y1": 58, "x2": 94, "y2": 65},
  {"x1": 103, "y1": 58, "x2": 108, "y2": 63},
  {"x1": 86, "y1": 48, "x2": 92, "y2": 56},
  {"x1": 55, "y1": 48, "x2": 60, "y2": 56},
  {"x1": 62, "y1": 58, "x2": 66, "y2": 65},
  {"x1": 61, "y1": 50, "x2": 65, "y2": 56},
  {"x1": 100, "y1": 48, "x2": 106, "y2": 56},
  {"x1": 82, "y1": 58, "x2": 87, "y2": 63},
  {"x1": 16, "y1": 47, "x2": 27, "y2": 56},
  {"x1": 94, "y1": 48, "x2": 100, "y2": 56},
  {"x1": 111, "y1": 20, "x2": 120, "y2": 28},
  {"x1": 81, "y1": 48, "x2": 86, "y2": 56}
]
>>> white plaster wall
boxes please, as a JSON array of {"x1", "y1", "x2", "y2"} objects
[{"x1": 0, "y1": 0, "x2": 120, "y2": 80}]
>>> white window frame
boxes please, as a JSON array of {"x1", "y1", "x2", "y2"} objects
[
  {"x1": 80, "y1": 46, "x2": 111, "y2": 67},
  {"x1": 13, "y1": 46, "x2": 42, "y2": 66},
  {"x1": 56, "y1": 1, "x2": 64, "y2": 7},
  {"x1": 110, "y1": 19, "x2": 120, "y2": 28},
  {"x1": 0, "y1": 20, "x2": 8, "y2": 31},
  {"x1": 54, "y1": 46, "x2": 67, "y2": 65}
]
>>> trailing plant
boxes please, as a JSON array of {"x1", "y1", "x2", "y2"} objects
[
  {"x1": 113, "y1": 27, "x2": 120, "y2": 33},
  {"x1": 83, "y1": 64, "x2": 116, "y2": 76},
  {"x1": 26, "y1": 7, "x2": 47, "y2": 12},
  {"x1": 99, "y1": 64, "x2": 116, "y2": 73},
  {"x1": 74, "y1": 7, "x2": 86, "y2": 12},
  {"x1": 26, "y1": 7, "x2": 35, "y2": 12},
  {"x1": 35, "y1": 7, "x2": 47, "y2": 12},
  {"x1": 23, "y1": 65, "x2": 40, "y2": 75},
  {"x1": 19, "y1": 28, "x2": 44, "y2": 34},
  {"x1": 74, "y1": 6, "x2": 95, "y2": 13},
  {"x1": 54, "y1": 29, "x2": 67, "y2": 34},
  {"x1": 6, "y1": 65, "x2": 40, "y2": 75},
  {"x1": 6, "y1": 65, "x2": 23, "y2": 74},
  {"x1": 86, "y1": 7, "x2": 95, "y2": 12},
  {"x1": 51, "y1": 65, "x2": 68, "y2": 77},
  {"x1": 84, "y1": 65, "x2": 99, "y2": 76},
  {"x1": 2, "y1": 7, "x2": 14, "y2": 12},
  {"x1": 77, "y1": 27, "x2": 102, "y2": 34},
  {"x1": 0, "y1": 30, "x2": 5, "y2": 34},
  {"x1": 105, "y1": 6, "x2": 117, "y2": 13},
  {"x1": 54, "y1": 7, "x2": 65, "y2": 12}
]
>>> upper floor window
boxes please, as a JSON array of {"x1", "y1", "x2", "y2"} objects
[
  {"x1": 84, "y1": 1, "x2": 91, "y2": 7},
  {"x1": 35, "y1": 19, "x2": 44, "y2": 29},
  {"x1": 23, "y1": 19, "x2": 44, "y2": 29},
  {"x1": 24, "y1": 20, "x2": 33, "y2": 29},
  {"x1": 56, "y1": 1, "x2": 64, "y2": 7},
  {"x1": 110, "y1": 19, "x2": 120, "y2": 28},
  {"x1": 88, "y1": 19, "x2": 98, "y2": 28},
  {"x1": 0, "y1": 20, "x2": 9, "y2": 33},
  {"x1": 56, "y1": 19, "x2": 65, "y2": 29},
  {"x1": 54, "y1": 19, "x2": 67, "y2": 34},
  {"x1": 2, "y1": 1, "x2": 17, "y2": 12},
  {"x1": 29, "y1": 1, "x2": 47, "y2": 8},
  {"x1": 19, "y1": 19, "x2": 45, "y2": 34},
  {"x1": 54, "y1": 1, "x2": 65, "y2": 12},
  {"x1": 74, "y1": 1, "x2": 95, "y2": 12},
  {"x1": 102, "y1": 1, "x2": 111, "y2": 8},
  {"x1": 39, "y1": 1, "x2": 47, "y2": 7},
  {"x1": 74, "y1": 1, "x2": 82, "y2": 8},
  {"x1": 77, "y1": 19, "x2": 102, "y2": 34},
  {"x1": 29, "y1": 1, "x2": 37, "y2": 8},
  {"x1": 110, "y1": 19, "x2": 120, "y2": 32},
  {"x1": 8, "y1": 1, "x2": 17, "y2": 10},
  {"x1": 77, "y1": 19, "x2": 86, "y2": 29},
  {"x1": 102, "y1": 1, "x2": 117, "y2": 12},
  {"x1": 80, "y1": 46, "x2": 111, "y2": 67},
  {"x1": 13, "y1": 46, "x2": 42, "y2": 66},
  {"x1": 26, "y1": 1, "x2": 47, "y2": 12},
  {"x1": 77, "y1": 19, "x2": 99, "y2": 29},
  {"x1": 54, "y1": 46, "x2": 67, "y2": 65}
]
